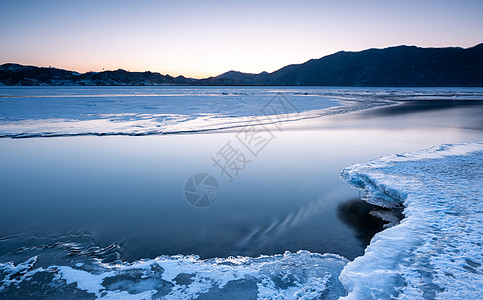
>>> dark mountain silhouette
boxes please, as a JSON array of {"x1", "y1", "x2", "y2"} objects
[
  {"x1": 0, "y1": 64, "x2": 195, "y2": 86},
  {"x1": 198, "y1": 44, "x2": 483, "y2": 86},
  {"x1": 0, "y1": 64, "x2": 81, "y2": 86},
  {"x1": 1, "y1": 44, "x2": 482, "y2": 86},
  {"x1": 197, "y1": 70, "x2": 270, "y2": 85}
]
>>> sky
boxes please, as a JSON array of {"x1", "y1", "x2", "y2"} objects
[{"x1": 0, "y1": 0, "x2": 482, "y2": 78}]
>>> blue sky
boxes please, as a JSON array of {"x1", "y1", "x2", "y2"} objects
[{"x1": 0, "y1": 0, "x2": 481, "y2": 78}]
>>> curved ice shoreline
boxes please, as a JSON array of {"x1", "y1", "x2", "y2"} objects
[
  {"x1": 340, "y1": 142, "x2": 483, "y2": 299},
  {"x1": 0, "y1": 99, "x2": 385, "y2": 138}
]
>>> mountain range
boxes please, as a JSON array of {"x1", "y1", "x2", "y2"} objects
[{"x1": 1, "y1": 44, "x2": 482, "y2": 86}]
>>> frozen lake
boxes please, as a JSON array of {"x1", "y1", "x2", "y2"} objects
[
  {"x1": 0, "y1": 87, "x2": 482, "y2": 299},
  {"x1": 1, "y1": 86, "x2": 480, "y2": 137}
]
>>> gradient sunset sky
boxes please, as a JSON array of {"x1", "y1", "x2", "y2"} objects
[{"x1": 1, "y1": 0, "x2": 482, "y2": 78}]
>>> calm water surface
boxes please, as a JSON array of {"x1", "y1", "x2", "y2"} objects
[{"x1": 0, "y1": 99, "x2": 482, "y2": 264}]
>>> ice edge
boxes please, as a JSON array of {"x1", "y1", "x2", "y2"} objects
[{"x1": 339, "y1": 142, "x2": 483, "y2": 299}]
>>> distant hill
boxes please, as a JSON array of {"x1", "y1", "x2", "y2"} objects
[
  {"x1": 0, "y1": 64, "x2": 196, "y2": 86},
  {"x1": 199, "y1": 44, "x2": 483, "y2": 86},
  {"x1": 1, "y1": 44, "x2": 482, "y2": 86}
]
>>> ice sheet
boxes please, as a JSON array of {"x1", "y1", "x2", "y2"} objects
[
  {"x1": 1, "y1": 251, "x2": 348, "y2": 299},
  {"x1": 340, "y1": 142, "x2": 483, "y2": 299},
  {"x1": 2, "y1": 86, "x2": 480, "y2": 138}
]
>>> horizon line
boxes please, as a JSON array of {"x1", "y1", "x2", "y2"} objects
[{"x1": 1, "y1": 42, "x2": 481, "y2": 80}]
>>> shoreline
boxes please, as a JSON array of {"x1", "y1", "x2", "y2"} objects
[
  {"x1": 339, "y1": 142, "x2": 483, "y2": 299},
  {"x1": 0, "y1": 99, "x2": 394, "y2": 139}
]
